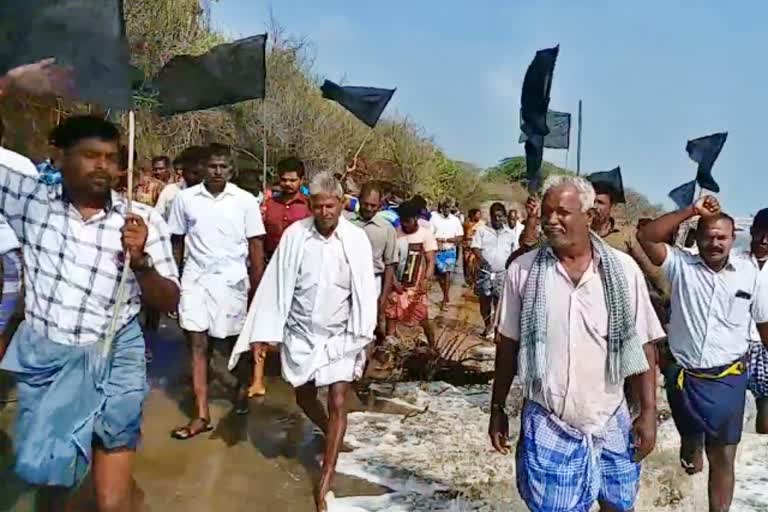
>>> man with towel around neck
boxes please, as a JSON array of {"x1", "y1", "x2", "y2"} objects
[{"x1": 490, "y1": 175, "x2": 664, "y2": 512}]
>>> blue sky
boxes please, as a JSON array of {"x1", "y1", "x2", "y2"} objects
[{"x1": 211, "y1": 1, "x2": 768, "y2": 215}]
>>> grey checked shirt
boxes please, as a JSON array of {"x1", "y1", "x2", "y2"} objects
[{"x1": 0, "y1": 149, "x2": 179, "y2": 346}]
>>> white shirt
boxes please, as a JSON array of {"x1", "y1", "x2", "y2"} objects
[
  {"x1": 168, "y1": 182, "x2": 265, "y2": 282},
  {"x1": 155, "y1": 181, "x2": 185, "y2": 221},
  {"x1": 663, "y1": 245, "x2": 768, "y2": 369},
  {"x1": 743, "y1": 251, "x2": 768, "y2": 342},
  {"x1": 471, "y1": 224, "x2": 517, "y2": 272},
  {"x1": 0, "y1": 147, "x2": 36, "y2": 254},
  {"x1": 498, "y1": 247, "x2": 664, "y2": 433},
  {"x1": 283, "y1": 226, "x2": 353, "y2": 385},
  {"x1": 509, "y1": 221, "x2": 524, "y2": 251},
  {"x1": 0, "y1": 148, "x2": 178, "y2": 346},
  {"x1": 429, "y1": 212, "x2": 464, "y2": 250}
]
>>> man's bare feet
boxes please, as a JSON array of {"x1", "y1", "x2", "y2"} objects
[
  {"x1": 247, "y1": 382, "x2": 266, "y2": 397},
  {"x1": 680, "y1": 442, "x2": 704, "y2": 475}
]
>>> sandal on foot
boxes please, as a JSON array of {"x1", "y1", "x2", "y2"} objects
[{"x1": 171, "y1": 418, "x2": 213, "y2": 440}]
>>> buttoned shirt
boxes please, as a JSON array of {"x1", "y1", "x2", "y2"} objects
[
  {"x1": 471, "y1": 224, "x2": 517, "y2": 272},
  {"x1": 0, "y1": 149, "x2": 179, "y2": 346},
  {"x1": 262, "y1": 193, "x2": 312, "y2": 257},
  {"x1": 168, "y1": 182, "x2": 264, "y2": 282},
  {"x1": 155, "y1": 181, "x2": 185, "y2": 221},
  {"x1": 497, "y1": 247, "x2": 664, "y2": 433},
  {"x1": 662, "y1": 245, "x2": 768, "y2": 369},
  {"x1": 352, "y1": 212, "x2": 399, "y2": 274},
  {"x1": 287, "y1": 226, "x2": 352, "y2": 340}
]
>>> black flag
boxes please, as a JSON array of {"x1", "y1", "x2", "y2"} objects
[
  {"x1": 153, "y1": 34, "x2": 267, "y2": 116},
  {"x1": 668, "y1": 180, "x2": 697, "y2": 210},
  {"x1": 686, "y1": 132, "x2": 727, "y2": 193},
  {"x1": 587, "y1": 167, "x2": 625, "y2": 204},
  {"x1": 320, "y1": 80, "x2": 396, "y2": 128},
  {"x1": 520, "y1": 46, "x2": 559, "y2": 191},
  {"x1": 0, "y1": 0, "x2": 133, "y2": 108},
  {"x1": 519, "y1": 110, "x2": 571, "y2": 149}
]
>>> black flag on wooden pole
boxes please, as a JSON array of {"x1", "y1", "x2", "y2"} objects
[
  {"x1": 153, "y1": 34, "x2": 268, "y2": 116},
  {"x1": 0, "y1": 0, "x2": 133, "y2": 108},
  {"x1": 686, "y1": 132, "x2": 727, "y2": 193},
  {"x1": 320, "y1": 80, "x2": 396, "y2": 128},
  {"x1": 520, "y1": 46, "x2": 559, "y2": 191}
]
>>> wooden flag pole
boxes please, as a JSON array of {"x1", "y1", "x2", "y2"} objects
[
  {"x1": 576, "y1": 99, "x2": 583, "y2": 175},
  {"x1": 101, "y1": 110, "x2": 135, "y2": 366},
  {"x1": 342, "y1": 129, "x2": 374, "y2": 181},
  {"x1": 261, "y1": 100, "x2": 268, "y2": 191}
]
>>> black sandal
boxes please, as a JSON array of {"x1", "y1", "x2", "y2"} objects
[{"x1": 171, "y1": 418, "x2": 213, "y2": 440}]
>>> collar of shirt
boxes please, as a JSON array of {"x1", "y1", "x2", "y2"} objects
[
  {"x1": 690, "y1": 254, "x2": 737, "y2": 273},
  {"x1": 309, "y1": 221, "x2": 343, "y2": 242},
  {"x1": 56, "y1": 186, "x2": 127, "y2": 217},
  {"x1": 194, "y1": 182, "x2": 237, "y2": 200},
  {"x1": 354, "y1": 212, "x2": 389, "y2": 228},
  {"x1": 744, "y1": 249, "x2": 768, "y2": 272}
]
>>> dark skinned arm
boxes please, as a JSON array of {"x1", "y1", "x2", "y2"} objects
[
  {"x1": 628, "y1": 343, "x2": 658, "y2": 461},
  {"x1": 758, "y1": 323, "x2": 768, "y2": 350},
  {"x1": 171, "y1": 234, "x2": 185, "y2": 276},
  {"x1": 489, "y1": 334, "x2": 520, "y2": 454},
  {"x1": 472, "y1": 247, "x2": 489, "y2": 268},
  {"x1": 247, "y1": 236, "x2": 265, "y2": 303},
  {"x1": 381, "y1": 263, "x2": 396, "y2": 305},
  {"x1": 636, "y1": 206, "x2": 696, "y2": 266},
  {"x1": 134, "y1": 267, "x2": 180, "y2": 313}
]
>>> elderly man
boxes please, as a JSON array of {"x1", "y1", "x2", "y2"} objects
[
  {"x1": 746, "y1": 209, "x2": 768, "y2": 434},
  {"x1": 168, "y1": 144, "x2": 265, "y2": 438},
  {"x1": 353, "y1": 181, "x2": 399, "y2": 345},
  {"x1": 638, "y1": 196, "x2": 768, "y2": 512},
  {"x1": 491, "y1": 175, "x2": 663, "y2": 512},
  {"x1": 471, "y1": 202, "x2": 516, "y2": 338},
  {"x1": 430, "y1": 200, "x2": 464, "y2": 310},
  {"x1": 251, "y1": 157, "x2": 313, "y2": 397},
  {"x1": 230, "y1": 172, "x2": 376, "y2": 512},
  {"x1": 0, "y1": 115, "x2": 180, "y2": 511}
]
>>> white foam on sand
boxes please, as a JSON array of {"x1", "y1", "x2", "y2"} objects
[{"x1": 329, "y1": 382, "x2": 768, "y2": 512}]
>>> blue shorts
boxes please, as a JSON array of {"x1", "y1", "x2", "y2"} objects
[{"x1": 435, "y1": 248, "x2": 457, "y2": 274}]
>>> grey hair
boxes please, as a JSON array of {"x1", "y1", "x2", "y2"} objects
[
  {"x1": 308, "y1": 171, "x2": 344, "y2": 199},
  {"x1": 541, "y1": 175, "x2": 596, "y2": 213}
]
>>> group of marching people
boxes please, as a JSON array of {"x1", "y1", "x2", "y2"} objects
[{"x1": 1, "y1": 61, "x2": 768, "y2": 512}]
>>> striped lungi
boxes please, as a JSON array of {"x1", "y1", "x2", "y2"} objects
[{"x1": 516, "y1": 400, "x2": 640, "y2": 512}]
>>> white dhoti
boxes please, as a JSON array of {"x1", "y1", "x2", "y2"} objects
[
  {"x1": 179, "y1": 269, "x2": 248, "y2": 339},
  {"x1": 281, "y1": 329, "x2": 367, "y2": 387}
]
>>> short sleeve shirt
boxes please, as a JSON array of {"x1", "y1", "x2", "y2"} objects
[
  {"x1": 352, "y1": 212, "x2": 399, "y2": 274},
  {"x1": 497, "y1": 247, "x2": 664, "y2": 433},
  {"x1": 663, "y1": 246, "x2": 765, "y2": 368}
]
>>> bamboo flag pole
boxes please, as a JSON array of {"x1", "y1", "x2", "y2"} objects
[
  {"x1": 101, "y1": 110, "x2": 135, "y2": 366},
  {"x1": 261, "y1": 100, "x2": 268, "y2": 191},
  {"x1": 342, "y1": 129, "x2": 374, "y2": 181}
]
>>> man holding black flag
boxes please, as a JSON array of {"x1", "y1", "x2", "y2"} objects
[{"x1": 0, "y1": 61, "x2": 180, "y2": 511}]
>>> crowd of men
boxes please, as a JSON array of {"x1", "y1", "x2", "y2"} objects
[{"x1": 0, "y1": 61, "x2": 768, "y2": 512}]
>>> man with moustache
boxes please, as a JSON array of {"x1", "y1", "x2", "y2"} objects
[
  {"x1": 0, "y1": 115, "x2": 180, "y2": 511},
  {"x1": 638, "y1": 196, "x2": 768, "y2": 512},
  {"x1": 169, "y1": 143, "x2": 265, "y2": 438},
  {"x1": 230, "y1": 172, "x2": 376, "y2": 512},
  {"x1": 746, "y1": 209, "x2": 768, "y2": 434}
]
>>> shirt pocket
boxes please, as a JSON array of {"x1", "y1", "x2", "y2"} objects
[{"x1": 728, "y1": 295, "x2": 752, "y2": 327}]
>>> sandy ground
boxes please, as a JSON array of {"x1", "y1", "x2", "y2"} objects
[{"x1": 1, "y1": 268, "x2": 767, "y2": 511}]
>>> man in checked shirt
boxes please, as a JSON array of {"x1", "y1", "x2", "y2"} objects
[{"x1": 0, "y1": 61, "x2": 180, "y2": 512}]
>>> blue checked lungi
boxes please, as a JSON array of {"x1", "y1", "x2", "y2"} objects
[
  {"x1": 0, "y1": 318, "x2": 148, "y2": 488},
  {"x1": 0, "y1": 251, "x2": 21, "y2": 332},
  {"x1": 748, "y1": 340, "x2": 768, "y2": 399},
  {"x1": 474, "y1": 268, "x2": 505, "y2": 298},
  {"x1": 516, "y1": 400, "x2": 640, "y2": 512},
  {"x1": 435, "y1": 247, "x2": 457, "y2": 274}
]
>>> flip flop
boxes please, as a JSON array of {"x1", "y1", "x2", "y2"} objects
[{"x1": 171, "y1": 418, "x2": 213, "y2": 440}]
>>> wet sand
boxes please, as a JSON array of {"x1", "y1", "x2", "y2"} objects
[{"x1": 0, "y1": 269, "x2": 488, "y2": 512}]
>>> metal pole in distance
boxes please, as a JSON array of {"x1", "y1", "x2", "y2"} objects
[{"x1": 576, "y1": 99, "x2": 582, "y2": 175}]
